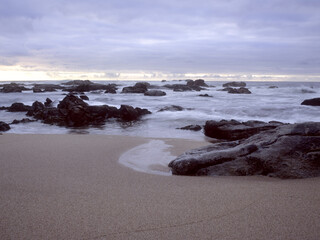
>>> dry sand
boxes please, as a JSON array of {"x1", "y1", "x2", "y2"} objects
[{"x1": 0, "y1": 134, "x2": 319, "y2": 240}]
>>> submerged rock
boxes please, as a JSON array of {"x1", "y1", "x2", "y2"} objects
[
  {"x1": 11, "y1": 118, "x2": 35, "y2": 124},
  {"x1": 158, "y1": 105, "x2": 185, "y2": 112},
  {"x1": 144, "y1": 90, "x2": 166, "y2": 96},
  {"x1": 169, "y1": 122, "x2": 320, "y2": 179},
  {"x1": 301, "y1": 98, "x2": 320, "y2": 106},
  {"x1": 178, "y1": 125, "x2": 202, "y2": 131}
]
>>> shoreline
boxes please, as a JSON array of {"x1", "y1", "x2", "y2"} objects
[{"x1": 1, "y1": 134, "x2": 319, "y2": 239}]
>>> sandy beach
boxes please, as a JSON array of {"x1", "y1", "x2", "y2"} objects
[{"x1": 0, "y1": 134, "x2": 319, "y2": 240}]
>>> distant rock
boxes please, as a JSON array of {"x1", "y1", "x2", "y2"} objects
[
  {"x1": 186, "y1": 79, "x2": 208, "y2": 87},
  {"x1": 122, "y1": 82, "x2": 150, "y2": 93},
  {"x1": 66, "y1": 83, "x2": 117, "y2": 93},
  {"x1": 169, "y1": 122, "x2": 320, "y2": 179},
  {"x1": 144, "y1": 90, "x2": 166, "y2": 96},
  {"x1": 0, "y1": 121, "x2": 10, "y2": 131},
  {"x1": 32, "y1": 84, "x2": 63, "y2": 93},
  {"x1": 178, "y1": 125, "x2": 202, "y2": 131},
  {"x1": 223, "y1": 81, "x2": 246, "y2": 88},
  {"x1": 226, "y1": 87, "x2": 251, "y2": 94},
  {"x1": 104, "y1": 84, "x2": 118, "y2": 94},
  {"x1": 62, "y1": 80, "x2": 93, "y2": 85},
  {"x1": 198, "y1": 94, "x2": 213, "y2": 97},
  {"x1": 7, "y1": 103, "x2": 33, "y2": 112},
  {"x1": 269, "y1": 86, "x2": 278, "y2": 89},
  {"x1": 301, "y1": 98, "x2": 320, "y2": 106},
  {"x1": 1, "y1": 83, "x2": 29, "y2": 93},
  {"x1": 158, "y1": 105, "x2": 185, "y2": 112},
  {"x1": 11, "y1": 118, "x2": 35, "y2": 124},
  {"x1": 204, "y1": 119, "x2": 284, "y2": 141}
]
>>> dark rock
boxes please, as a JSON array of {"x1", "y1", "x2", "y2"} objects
[
  {"x1": 269, "y1": 86, "x2": 278, "y2": 89},
  {"x1": 122, "y1": 82, "x2": 149, "y2": 94},
  {"x1": 301, "y1": 89, "x2": 316, "y2": 94},
  {"x1": 223, "y1": 81, "x2": 246, "y2": 88},
  {"x1": 119, "y1": 105, "x2": 151, "y2": 121},
  {"x1": 104, "y1": 84, "x2": 117, "y2": 94},
  {"x1": 161, "y1": 80, "x2": 167, "y2": 82},
  {"x1": 67, "y1": 83, "x2": 117, "y2": 93},
  {"x1": 227, "y1": 87, "x2": 251, "y2": 94},
  {"x1": 0, "y1": 121, "x2": 10, "y2": 131},
  {"x1": 301, "y1": 98, "x2": 320, "y2": 106},
  {"x1": 1, "y1": 83, "x2": 29, "y2": 93},
  {"x1": 169, "y1": 122, "x2": 320, "y2": 179},
  {"x1": 33, "y1": 84, "x2": 63, "y2": 92},
  {"x1": 80, "y1": 95, "x2": 89, "y2": 100},
  {"x1": 204, "y1": 120, "x2": 284, "y2": 141},
  {"x1": 164, "y1": 83, "x2": 204, "y2": 92},
  {"x1": 144, "y1": 90, "x2": 166, "y2": 96},
  {"x1": 45, "y1": 98, "x2": 53, "y2": 107},
  {"x1": 178, "y1": 125, "x2": 202, "y2": 131},
  {"x1": 11, "y1": 118, "x2": 35, "y2": 124},
  {"x1": 158, "y1": 105, "x2": 185, "y2": 112},
  {"x1": 199, "y1": 94, "x2": 213, "y2": 97},
  {"x1": 186, "y1": 79, "x2": 209, "y2": 87},
  {"x1": 62, "y1": 80, "x2": 93, "y2": 85},
  {"x1": 7, "y1": 103, "x2": 32, "y2": 112}
]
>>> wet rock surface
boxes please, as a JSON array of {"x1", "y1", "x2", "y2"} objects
[
  {"x1": 0, "y1": 121, "x2": 10, "y2": 131},
  {"x1": 169, "y1": 122, "x2": 320, "y2": 179}
]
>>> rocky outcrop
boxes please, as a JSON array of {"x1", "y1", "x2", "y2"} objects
[
  {"x1": 1, "y1": 83, "x2": 29, "y2": 93},
  {"x1": 186, "y1": 79, "x2": 208, "y2": 88},
  {"x1": 62, "y1": 80, "x2": 93, "y2": 85},
  {"x1": 204, "y1": 120, "x2": 284, "y2": 141},
  {"x1": 169, "y1": 122, "x2": 320, "y2": 179},
  {"x1": 26, "y1": 94, "x2": 151, "y2": 127},
  {"x1": 223, "y1": 81, "x2": 246, "y2": 88},
  {"x1": 301, "y1": 98, "x2": 320, "y2": 106},
  {"x1": 144, "y1": 90, "x2": 166, "y2": 96},
  {"x1": 0, "y1": 121, "x2": 10, "y2": 131}
]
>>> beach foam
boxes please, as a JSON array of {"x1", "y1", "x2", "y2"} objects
[{"x1": 118, "y1": 140, "x2": 175, "y2": 175}]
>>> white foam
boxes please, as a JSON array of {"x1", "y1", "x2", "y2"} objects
[{"x1": 118, "y1": 140, "x2": 175, "y2": 176}]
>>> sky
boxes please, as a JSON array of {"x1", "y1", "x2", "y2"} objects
[{"x1": 0, "y1": 0, "x2": 319, "y2": 81}]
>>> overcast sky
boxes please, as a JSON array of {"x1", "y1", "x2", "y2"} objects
[{"x1": 0, "y1": 0, "x2": 319, "y2": 80}]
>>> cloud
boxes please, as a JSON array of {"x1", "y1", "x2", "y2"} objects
[{"x1": 0, "y1": 0, "x2": 319, "y2": 78}]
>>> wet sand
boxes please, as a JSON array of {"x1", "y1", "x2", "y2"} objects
[{"x1": 0, "y1": 134, "x2": 319, "y2": 240}]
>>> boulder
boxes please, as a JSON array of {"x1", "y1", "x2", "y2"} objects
[
  {"x1": 0, "y1": 121, "x2": 10, "y2": 131},
  {"x1": 44, "y1": 98, "x2": 53, "y2": 107},
  {"x1": 301, "y1": 98, "x2": 320, "y2": 106},
  {"x1": 223, "y1": 81, "x2": 246, "y2": 88},
  {"x1": 204, "y1": 120, "x2": 284, "y2": 141},
  {"x1": 62, "y1": 80, "x2": 93, "y2": 85},
  {"x1": 169, "y1": 122, "x2": 320, "y2": 179},
  {"x1": 80, "y1": 95, "x2": 89, "y2": 100},
  {"x1": 66, "y1": 83, "x2": 117, "y2": 93},
  {"x1": 119, "y1": 105, "x2": 151, "y2": 121},
  {"x1": 186, "y1": 79, "x2": 208, "y2": 87},
  {"x1": 144, "y1": 90, "x2": 166, "y2": 96}
]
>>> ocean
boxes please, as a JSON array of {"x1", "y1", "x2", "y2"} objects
[{"x1": 1, "y1": 80, "x2": 319, "y2": 140}]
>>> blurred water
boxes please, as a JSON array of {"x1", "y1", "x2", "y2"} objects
[{"x1": 1, "y1": 80, "x2": 319, "y2": 140}]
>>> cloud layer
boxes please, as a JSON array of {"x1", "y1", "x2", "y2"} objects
[{"x1": 0, "y1": 0, "x2": 319, "y2": 79}]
